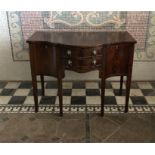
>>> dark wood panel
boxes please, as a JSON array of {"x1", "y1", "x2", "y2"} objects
[
  {"x1": 103, "y1": 44, "x2": 134, "y2": 78},
  {"x1": 29, "y1": 43, "x2": 58, "y2": 77}
]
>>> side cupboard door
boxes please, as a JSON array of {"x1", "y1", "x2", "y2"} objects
[
  {"x1": 102, "y1": 43, "x2": 134, "y2": 78},
  {"x1": 29, "y1": 43, "x2": 58, "y2": 77}
]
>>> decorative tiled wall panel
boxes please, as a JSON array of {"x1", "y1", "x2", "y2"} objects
[{"x1": 7, "y1": 11, "x2": 155, "y2": 61}]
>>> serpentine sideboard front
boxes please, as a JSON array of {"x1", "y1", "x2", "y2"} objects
[{"x1": 27, "y1": 31, "x2": 137, "y2": 116}]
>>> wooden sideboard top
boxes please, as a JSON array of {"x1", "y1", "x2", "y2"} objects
[{"x1": 27, "y1": 31, "x2": 137, "y2": 47}]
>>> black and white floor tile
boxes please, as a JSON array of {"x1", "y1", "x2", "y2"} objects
[{"x1": 0, "y1": 81, "x2": 155, "y2": 113}]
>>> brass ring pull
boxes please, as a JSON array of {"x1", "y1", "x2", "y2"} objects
[
  {"x1": 67, "y1": 50, "x2": 71, "y2": 56},
  {"x1": 93, "y1": 50, "x2": 97, "y2": 55},
  {"x1": 68, "y1": 60, "x2": 72, "y2": 66},
  {"x1": 92, "y1": 59, "x2": 96, "y2": 65}
]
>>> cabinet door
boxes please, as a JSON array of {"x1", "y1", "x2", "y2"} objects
[
  {"x1": 104, "y1": 44, "x2": 134, "y2": 78},
  {"x1": 29, "y1": 43, "x2": 58, "y2": 77}
]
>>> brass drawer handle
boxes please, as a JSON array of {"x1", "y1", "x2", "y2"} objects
[
  {"x1": 93, "y1": 50, "x2": 97, "y2": 55},
  {"x1": 92, "y1": 59, "x2": 96, "y2": 65},
  {"x1": 68, "y1": 60, "x2": 72, "y2": 66},
  {"x1": 67, "y1": 50, "x2": 71, "y2": 56}
]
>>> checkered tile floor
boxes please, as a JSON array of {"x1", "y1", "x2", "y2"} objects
[{"x1": 0, "y1": 81, "x2": 155, "y2": 113}]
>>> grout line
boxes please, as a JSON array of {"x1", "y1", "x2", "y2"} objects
[
  {"x1": 102, "y1": 126, "x2": 121, "y2": 142},
  {"x1": 105, "y1": 117, "x2": 121, "y2": 126},
  {"x1": 85, "y1": 113, "x2": 90, "y2": 143},
  {"x1": 102, "y1": 117, "x2": 131, "y2": 142}
]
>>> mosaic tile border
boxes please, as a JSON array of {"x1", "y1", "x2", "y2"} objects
[
  {"x1": 43, "y1": 11, "x2": 126, "y2": 29},
  {"x1": 145, "y1": 12, "x2": 155, "y2": 60},
  {"x1": 7, "y1": 12, "x2": 29, "y2": 60},
  {"x1": 7, "y1": 11, "x2": 155, "y2": 61},
  {"x1": 0, "y1": 105, "x2": 155, "y2": 114}
]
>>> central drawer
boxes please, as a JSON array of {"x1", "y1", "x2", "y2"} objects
[
  {"x1": 64, "y1": 56, "x2": 102, "y2": 72},
  {"x1": 63, "y1": 46, "x2": 103, "y2": 59},
  {"x1": 61, "y1": 46, "x2": 103, "y2": 73}
]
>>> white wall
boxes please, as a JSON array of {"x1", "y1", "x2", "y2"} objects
[{"x1": 0, "y1": 12, "x2": 155, "y2": 81}]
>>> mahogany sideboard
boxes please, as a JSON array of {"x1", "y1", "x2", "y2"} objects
[{"x1": 27, "y1": 31, "x2": 137, "y2": 116}]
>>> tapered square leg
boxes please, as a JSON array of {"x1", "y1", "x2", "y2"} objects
[
  {"x1": 40, "y1": 75, "x2": 45, "y2": 96},
  {"x1": 119, "y1": 76, "x2": 124, "y2": 95},
  {"x1": 32, "y1": 75, "x2": 38, "y2": 112},
  {"x1": 101, "y1": 78, "x2": 105, "y2": 117},
  {"x1": 125, "y1": 76, "x2": 131, "y2": 113},
  {"x1": 58, "y1": 78, "x2": 63, "y2": 116}
]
